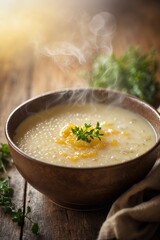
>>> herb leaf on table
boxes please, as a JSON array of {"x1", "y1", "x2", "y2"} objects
[{"x1": 0, "y1": 143, "x2": 39, "y2": 235}]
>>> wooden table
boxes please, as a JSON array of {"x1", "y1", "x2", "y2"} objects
[{"x1": 0, "y1": 1, "x2": 160, "y2": 239}]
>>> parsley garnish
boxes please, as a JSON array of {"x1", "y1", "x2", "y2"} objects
[
  {"x1": 0, "y1": 143, "x2": 39, "y2": 235},
  {"x1": 71, "y1": 122, "x2": 104, "y2": 143}
]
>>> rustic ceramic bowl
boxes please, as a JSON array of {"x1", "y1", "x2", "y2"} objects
[{"x1": 5, "y1": 88, "x2": 160, "y2": 210}]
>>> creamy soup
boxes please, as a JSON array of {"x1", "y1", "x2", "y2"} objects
[{"x1": 13, "y1": 103, "x2": 156, "y2": 167}]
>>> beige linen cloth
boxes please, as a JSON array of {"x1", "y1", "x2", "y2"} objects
[{"x1": 97, "y1": 159, "x2": 160, "y2": 240}]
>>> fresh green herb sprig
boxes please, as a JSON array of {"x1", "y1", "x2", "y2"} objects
[
  {"x1": 0, "y1": 143, "x2": 39, "y2": 235},
  {"x1": 88, "y1": 47, "x2": 159, "y2": 104},
  {"x1": 0, "y1": 143, "x2": 11, "y2": 172},
  {"x1": 71, "y1": 122, "x2": 104, "y2": 143}
]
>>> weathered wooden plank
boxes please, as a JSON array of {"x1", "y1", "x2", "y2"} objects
[
  {"x1": 0, "y1": 61, "x2": 34, "y2": 240},
  {"x1": 22, "y1": 185, "x2": 108, "y2": 240},
  {"x1": 29, "y1": 59, "x2": 87, "y2": 97}
]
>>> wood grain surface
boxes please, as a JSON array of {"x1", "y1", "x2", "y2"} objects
[{"x1": 0, "y1": 1, "x2": 160, "y2": 239}]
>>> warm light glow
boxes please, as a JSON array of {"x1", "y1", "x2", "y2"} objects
[
  {"x1": 0, "y1": 2, "x2": 68, "y2": 60},
  {"x1": 0, "y1": 0, "x2": 116, "y2": 67}
]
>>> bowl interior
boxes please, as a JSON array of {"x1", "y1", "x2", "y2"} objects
[{"x1": 6, "y1": 88, "x2": 160, "y2": 161}]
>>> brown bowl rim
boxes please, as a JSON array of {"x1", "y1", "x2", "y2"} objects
[{"x1": 5, "y1": 87, "x2": 160, "y2": 170}]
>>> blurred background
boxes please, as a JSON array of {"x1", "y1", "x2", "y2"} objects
[
  {"x1": 0, "y1": 0, "x2": 159, "y2": 65},
  {"x1": 0, "y1": 0, "x2": 160, "y2": 125}
]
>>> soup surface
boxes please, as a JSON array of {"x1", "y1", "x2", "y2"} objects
[{"x1": 13, "y1": 103, "x2": 156, "y2": 167}]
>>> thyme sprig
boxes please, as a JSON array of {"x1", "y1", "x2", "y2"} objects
[
  {"x1": 0, "y1": 143, "x2": 39, "y2": 235},
  {"x1": 71, "y1": 122, "x2": 104, "y2": 143}
]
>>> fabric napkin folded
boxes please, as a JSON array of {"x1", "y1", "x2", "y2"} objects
[{"x1": 97, "y1": 159, "x2": 160, "y2": 240}]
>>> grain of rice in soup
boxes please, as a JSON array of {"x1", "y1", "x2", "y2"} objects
[{"x1": 13, "y1": 103, "x2": 156, "y2": 168}]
